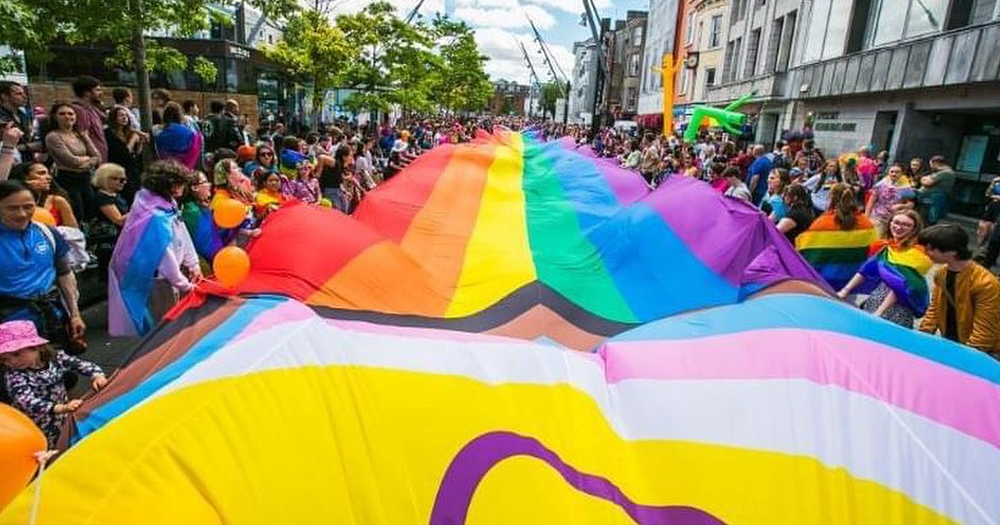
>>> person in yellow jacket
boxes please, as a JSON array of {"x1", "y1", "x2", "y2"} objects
[{"x1": 918, "y1": 223, "x2": 1000, "y2": 357}]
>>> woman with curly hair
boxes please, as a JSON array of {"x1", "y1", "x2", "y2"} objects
[{"x1": 108, "y1": 161, "x2": 201, "y2": 337}]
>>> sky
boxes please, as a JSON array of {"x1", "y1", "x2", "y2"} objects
[{"x1": 330, "y1": 0, "x2": 649, "y2": 84}]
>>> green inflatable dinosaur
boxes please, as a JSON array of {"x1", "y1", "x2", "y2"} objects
[{"x1": 682, "y1": 91, "x2": 757, "y2": 144}]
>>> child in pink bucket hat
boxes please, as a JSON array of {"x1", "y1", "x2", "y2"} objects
[{"x1": 0, "y1": 320, "x2": 107, "y2": 446}]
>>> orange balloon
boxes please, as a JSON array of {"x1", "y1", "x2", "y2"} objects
[
  {"x1": 0, "y1": 404, "x2": 46, "y2": 512},
  {"x1": 212, "y1": 246, "x2": 251, "y2": 288},
  {"x1": 32, "y1": 207, "x2": 57, "y2": 226},
  {"x1": 213, "y1": 199, "x2": 246, "y2": 229}
]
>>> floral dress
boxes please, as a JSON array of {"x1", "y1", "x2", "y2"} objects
[
  {"x1": 861, "y1": 283, "x2": 917, "y2": 328},
  {"x1": 4, "y1": 350, "x2": 103, "y2": 446}
]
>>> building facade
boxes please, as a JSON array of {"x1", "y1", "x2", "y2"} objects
[
  {"x1": 637, "y1": 0, "x2": 682, "y2": 119},
  {"x1": 675, "y1": 0, "x2": 729, "y2": 110},
  {"x1": 605, "y1": 11, "x2": 649, "y2": 121},
  {"x1": 703, "y1": 0, "x2": 1000, "y2": 214},
  {"x1": 489, "y1": 80, "x2": 529, "y2": 116},
  {"x1": 569, "y1": 38, "x2": 599, "y2": 125}
]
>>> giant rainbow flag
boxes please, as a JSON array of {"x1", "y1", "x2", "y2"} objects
[
  {"x1": 2, "y1": 131, "x2": 998, "y2": 525},
  {"x1": 231, "y1": 130, "x2": 826, "y2": 349}
]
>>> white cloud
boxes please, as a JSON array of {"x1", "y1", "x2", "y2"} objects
[
  {"x1": 326, "y1": 0, "x2": 447, "y2": 19},
  {"x1": 454, "y1": 4, "x2": 556, "y2": 30},
  {"x1": 453, "y1": 0, "x2": 519, "y2": 8},
  {"x1": 474, "y1": 26, "x2": 575, "y2": 84},
  {"x1": 522, "y1": 0, "x2": 611, "y2": 14},
  {"x1": 320, "y1": 0, "x2": 577, "y2": 86}
]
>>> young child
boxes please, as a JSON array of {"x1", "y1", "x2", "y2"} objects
[{"x1": 0, "y1": 320, "x2": 107, "y2": 446}]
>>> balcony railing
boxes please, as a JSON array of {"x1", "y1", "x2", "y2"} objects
[
  {"x1": 704, "y1": 71, "x2": 787, "y2": 103},
  {"x1": 704, "y1": 18, "x2": 1000, "y2": 103},
  {"x1": 790, "y1": 18, "x2": 1000, "y2": 99}
]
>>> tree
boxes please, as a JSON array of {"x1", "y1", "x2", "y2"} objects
[
  {"x1": 540, "y1": 82, "x2": 562, "y2": 120},
  {"x1": 263, "y1": 6, "x2": 350, "y2": 120},
  {"x1": 426, "y1": 16, "x2": 492, "y2": 114},
  {"x1": 337, "y1": 1, "x2": 439, "y2": 115},
  {"x1": 0, "y1": 0, "x2": 297, "y2": 132}
]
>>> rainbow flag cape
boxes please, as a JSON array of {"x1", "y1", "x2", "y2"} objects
[
  {"x1": 180, "y1": 200, "x2": 225, "y2": 262},
  {"x1": 279, "y1": 148, "x2": 308, "y2": 179},
  {"x1": 107, "y1": 189, "x2": 177, "y2": 337},
  {"x1": 856, "y1": 242, "x2": 933, "y2": 315},
  {"x1": 154, "y1": 123, "x2": 202, "y2": 170},
  {"x1": 795, "y1": 211, "x2": 877, "y2": 291}
]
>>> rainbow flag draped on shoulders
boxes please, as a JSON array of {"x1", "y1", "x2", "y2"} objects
[
  {"x1": 107, "y1": 189, "x2": 177, "y2": 337},
  {"x1": 856, "y1": 241, "x2": 933, "y2": 315},
  {"x1": 795, "y1": 211, "x2": 877, "y2": 291}
]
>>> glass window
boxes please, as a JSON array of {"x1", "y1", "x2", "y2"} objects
[
  {"x1": 803, "y1": 0, "x2": 830, "y2": 62},
  {"x1": 822, "y1": 0, "x2": 852, "y2": 58},
  {"x1": 872, "y1": 0, "x2": 907, "y2": 45},
  {"x1": 710, "y1": 15, "x2": 723, "y2": 48},
  {"x1": 905, "y1": 0, "x2": 947, "y2": 37},
  {"x1": 706, "y1": 67, "x2": 717, "y2": 85}
]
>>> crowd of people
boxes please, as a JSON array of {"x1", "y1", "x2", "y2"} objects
[
  {"x1": 577, "y1": 124, "x2": 1000, "y2": 356},
  {"x1": 0, "y1": 76, "x2": 473, "y2": 444},
  {"x1": 0, "y1": 74, "x2": 998, "y2": 447}
]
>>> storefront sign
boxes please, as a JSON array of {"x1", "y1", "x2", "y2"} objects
[
  {"x1": 813, "y1": 111, "x2": 857, "y2": 133},
  {"x1": 229, "y1": 45, "x2": 250, "y2": 60},
  {"x1": 815, "y1": 122, "x2": 857, "y2": 132}
]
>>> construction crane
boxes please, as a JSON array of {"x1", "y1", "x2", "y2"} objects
[
  {"x1": 519, "y1": 40, "x2": 543, "y2": 117},
  {"x1": 526, "y1": 16, "x2": 568, "y2": 97},
  {"x1": 405, "y1": 0, "x2": 426, "y2": 23}
]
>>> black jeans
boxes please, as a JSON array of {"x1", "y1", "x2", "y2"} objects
[{"x1": 55, "y1": 169, "x2": 94, "y2": 222}]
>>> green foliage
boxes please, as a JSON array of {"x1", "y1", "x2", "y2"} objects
[
  {"x1": 540, "y1": 82, "x2": 562, "y2": 119},
  {"x1": 426, "y1": 15, "x2": 492, "y2": 113},
  {"x1": 191, "y1": 56, "x2": 218, "y2": 84},
  {"x1": 0, "y1": 0, "x2": 296, "y2": 75},
  {"x1": 105, "y1": 41, "x2": 187, "y2": 75},
  {"x1": 500, "y1": 97, "x2": 514, "y2": 115},
  {"x1": 338, "y1": 1, "x2": 440, "y2": 113},
  {"x1": 264, "y1": 7, "x2": 350, "y2": 117}
]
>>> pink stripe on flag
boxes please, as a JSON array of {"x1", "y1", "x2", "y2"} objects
[
  {"x1": 601, "y1": 329, "x2": 1000, "y2": 450},
  {"x1": 232, "y1": 300, "x2": 316, "y2": 343}
]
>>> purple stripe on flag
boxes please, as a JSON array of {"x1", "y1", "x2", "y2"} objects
[{"x1": 429, "y1": 431, "x2": 728, "y2": 525}]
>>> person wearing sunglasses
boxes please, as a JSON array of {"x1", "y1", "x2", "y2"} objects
[
  {"x1": 90, "y1": 163, "x2": 130, "y2": 277},
  {"x1": 243, "y1": 146, "x2": 278, "y2": 179}
]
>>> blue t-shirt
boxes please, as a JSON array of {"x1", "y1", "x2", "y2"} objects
[
  {"x1": 0, "y1": 222, "x2": 70, "y2": 304},
  {"x1": 747, "y1": 156, "x2": 773, "y2": 204},
  {"x1": 761, "y1": 193, "x2": 787, "y2": 222}
]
